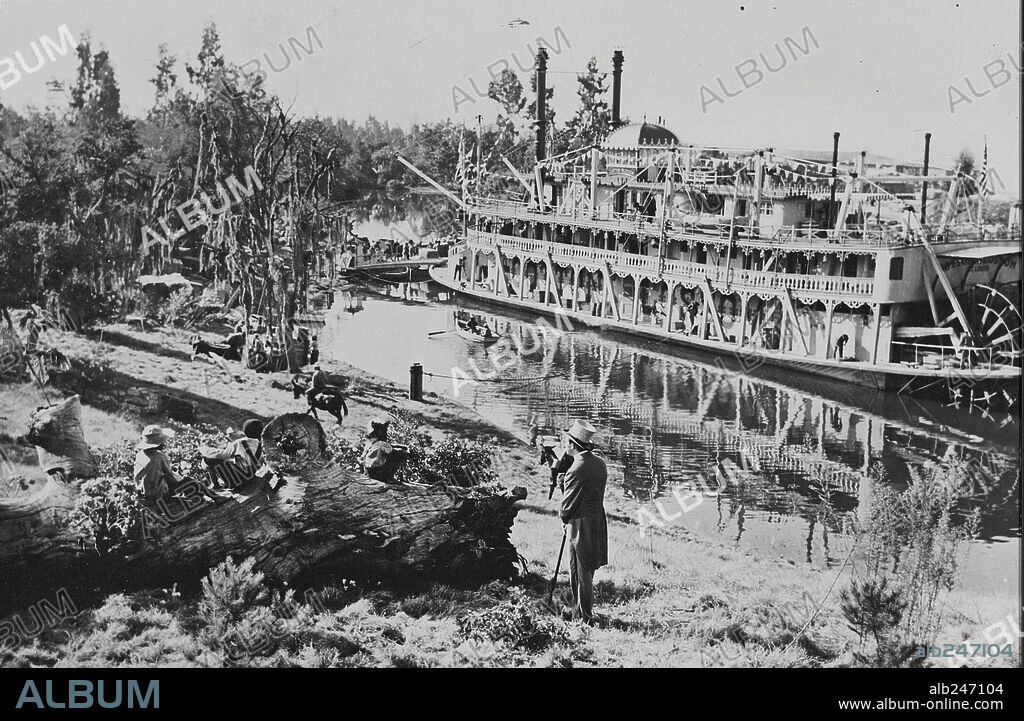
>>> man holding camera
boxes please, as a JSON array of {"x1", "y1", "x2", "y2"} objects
[{"x1": 548, "y1": 420, "x2": 608, "y2": 624}]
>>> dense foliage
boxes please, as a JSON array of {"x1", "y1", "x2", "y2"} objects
[
  {"x1": 66, "y1": 426, "x2": 241, "y2": 554},
  {"x1": 456, "y1": 586, "x2": 570, "y2": 651},
  {"x1": 326, "y1": 407, "x2": 499, "y2": 487},
  {"x1": 1, "y1": 23, "x2": 617, "y2": 346}
]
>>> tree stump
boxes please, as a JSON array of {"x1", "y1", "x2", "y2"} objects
[{"x1": 22, "y1": 395, "x2": 98, "y2": 480}]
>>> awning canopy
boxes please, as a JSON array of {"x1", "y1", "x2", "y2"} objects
[
  {"x1": 894, "y1": 326, "x2": 956, "y2": 339},
  {"x1": 936, "y1": 244, "x2": 1021, "y2": 259},
  {"x1": 138, "y1": 273, "x2": 196, "y2": 288}
]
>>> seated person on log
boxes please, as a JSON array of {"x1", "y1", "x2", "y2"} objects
[
  {"x1": 360, "y1": 419, "x2": 406, "y2": 483},
  {"x1": 134, "y1": 425, "x2": 219, "y2": 505},
  {"x1": 199, "y1": 419, "x2": 269, "y2": 490}
]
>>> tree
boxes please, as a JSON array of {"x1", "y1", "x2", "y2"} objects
[
  {"x1": 562, "y1": 57, "x2": 612, "y2": 152},
  {"x1": 954, "y1": 148, "x2": 975, "y2": 178},
  {"x1": 150, "y1": 43, "x2": 179, "y2": 110}
]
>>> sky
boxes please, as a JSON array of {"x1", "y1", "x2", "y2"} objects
[{"x1": 0, "y1": 0, "x2": 1020, "y2": 194}]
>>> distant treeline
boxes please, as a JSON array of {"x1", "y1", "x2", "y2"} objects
[{"x1": 0, "y1": 23, "x2": 615, "y2": 334}]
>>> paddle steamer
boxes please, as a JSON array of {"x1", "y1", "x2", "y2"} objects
[{"x1": 426, "y1": 49, "x2": 1021, "y2": 408}]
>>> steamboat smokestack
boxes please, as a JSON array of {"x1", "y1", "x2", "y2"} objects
[
  {"x1": 612, "y1": 50, "x2": 624, "y2": 126},
  {"x1": 920, "y1": 132, "x2": 932, "y2": 224},
  {"x1": 535, "y1": 47, "x2": 549, "y2": 162}
]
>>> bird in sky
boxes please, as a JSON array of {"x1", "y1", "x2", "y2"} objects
[{"x1": 504, "y1": 18, "x2": 530, "y2": 27}]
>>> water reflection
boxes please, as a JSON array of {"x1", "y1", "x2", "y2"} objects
[{"x1": 324, "y1": 280, "x2": 1019, "y2": 589}]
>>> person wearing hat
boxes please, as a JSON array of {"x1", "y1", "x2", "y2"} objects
[
  {"x1": 136, "y1": 425, "x2": 223, "y2": 503},
  {"x1": 557, "y1": 419, "x2": 608, "y2": 624},
  {"x1": 134, "y1": 426, "x2": 181, "y2": 500},
  {"x1": 307, "y1": 365, "x2": 347, "y2": 405},
  {"x1": 360, "y1": 419, "x2": 395, "y2": 482},
  {"x1": 200, "y1": 419, "x2": 266, "y2": 490}
]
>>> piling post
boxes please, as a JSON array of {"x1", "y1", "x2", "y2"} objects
[{"x1": 409, "y1": 363, "x2": 424, "y2": 401}]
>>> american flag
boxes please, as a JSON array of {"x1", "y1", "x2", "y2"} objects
[{"x1": 977, "y1": 139, "x2": 993, "y2": 196}]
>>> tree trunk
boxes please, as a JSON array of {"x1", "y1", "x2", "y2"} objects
[
  {"x1": 0, "y1": 414, "x2": 525, "y2": 612},
  {"x1": 21, "y1": 395, "x2": 98, "y2": 479}
]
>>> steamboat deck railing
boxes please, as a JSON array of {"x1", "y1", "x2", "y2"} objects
[
  {"x1": 467, "y1": 230, "x2": 875, "y2": 299},
  {"x1": 466, "y1": 198, "x2": 1020, "y2": 254},
  {"x1": 891, "y1": 341, "x2": 1019, "y2": 371}
]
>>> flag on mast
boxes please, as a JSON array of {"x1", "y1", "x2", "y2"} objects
[{"x1": 977, "y1": 138, "x2": 991, "y2": 196}]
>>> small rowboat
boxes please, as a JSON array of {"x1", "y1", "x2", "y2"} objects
[
  {"x1": 456, "y1": 320, "x2": 499, "y2": 345},
  {"x1": 375, "y1": 267, "x2": 433, "y2": 283}
]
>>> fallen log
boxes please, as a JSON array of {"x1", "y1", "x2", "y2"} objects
[{"x1": 0, "y1": 414, "x2": 526, "y2": 612}]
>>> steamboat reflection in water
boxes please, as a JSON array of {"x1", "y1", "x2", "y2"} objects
[{"x1": 324, "y1": 281, "x2": 1019, "y2": 592}]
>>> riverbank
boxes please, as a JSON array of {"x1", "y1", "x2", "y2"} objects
[{"x1": 0, "y1": 321, "x2": 1014, "y2": 668}]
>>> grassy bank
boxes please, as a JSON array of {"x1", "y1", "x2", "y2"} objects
[{"x1": 0, "y1": 321, "x2": 1013, "y2": 668}]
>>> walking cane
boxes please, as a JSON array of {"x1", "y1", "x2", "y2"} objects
[{"x1": 546, "y1": 525, "x2": 567, "y2": 612}]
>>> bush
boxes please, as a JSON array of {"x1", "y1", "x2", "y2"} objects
[
  {"x1": 198, "y1": 557, "x2": 273, "y2": 628},
  {"x1": 840, "y1": 577, "x2": 915, "y2": 667},
  {"x1": 409, "y1": 436, "x2": 498, "y2": 486},
  {"x1": 67, "y1": 475, "x2": 146, "y2": 555},
  {"x1": 456, "y1": 587, "x2": 570, "y2": 651},
  {"x1": 327, "y1": 407, "x2": 499, "y2": 487},
  {"x1": 844, "y1": 461, "x2": 979, "y2": 666}
]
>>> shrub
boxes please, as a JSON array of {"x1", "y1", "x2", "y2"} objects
[
  {"x1": 67, "y1": 475, "x2": 145, "y2": 555},
  {"x1": 845, "y1": 460, "x2": 979, "y2": 666},
  {"x1": 328, "y1": 407, "x2": 499, "y2": 487},
  {"x1": 410, "y1": 436, "x2": 498, "y2": 487},
  {"x1": 456, "y1": 587, "x2": 570, "y2": 651},
  {"x1": 840, "y1": 577, "x2": 914, "y2": 666},
  {"x1": 198, "y1": 557, "x2": 272, "y2": 628}
]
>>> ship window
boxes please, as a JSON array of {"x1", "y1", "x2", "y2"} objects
[
  {"x1": 841, "y1": 255, "x2": 859, "y2": 277},
  {"x1": 889, "y1": 257, "x2": 904, "y2": 280}
]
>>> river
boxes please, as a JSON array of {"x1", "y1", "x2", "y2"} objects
[{"x1": 314, "y1": 275, "x2": 1019, "y2": 602}]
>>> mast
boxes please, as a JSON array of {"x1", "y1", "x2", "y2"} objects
[
  {"x1": 752, "y1": 150, "x2": 764, "y2": 232},
  {"x1": 475, "y1": 114, "x2": 483, "y2": 196},
  {"x1": 977, "y1": 136, "x2": 988, "y2": 236},
  {"x1": 657, "y1": 150, "x2": 674, "y2": 275}
]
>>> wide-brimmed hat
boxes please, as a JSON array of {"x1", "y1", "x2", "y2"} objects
[
  {"x1": 564, "y1": 419, "x2": 597, "y2": 450},
  {"x1": 365, "y1": 418, "x2": 390, "y2": 438},
  {"x1": 138, "y1": 425, "x2": 175, "y2": 450},
  {"x1": 242, "y1": 419, "x2": 264, "y2": 439}
]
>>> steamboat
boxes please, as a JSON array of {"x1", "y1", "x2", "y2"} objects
[{"x1": 420, "y1": 49, "x2": 1022, "y2": 408}]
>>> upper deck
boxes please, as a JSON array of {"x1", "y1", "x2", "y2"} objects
[{"x1": 466, "y1": 197, "x2": 1020, "y2": 256}]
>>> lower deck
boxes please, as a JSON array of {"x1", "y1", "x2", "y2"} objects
[{"x1": 429, "y1": 262, "x2": 1019, "y2": 406}]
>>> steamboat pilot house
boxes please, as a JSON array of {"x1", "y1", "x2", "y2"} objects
[{"x1": 431, "y1": 49, "x2": 1021, "y2": 405}]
